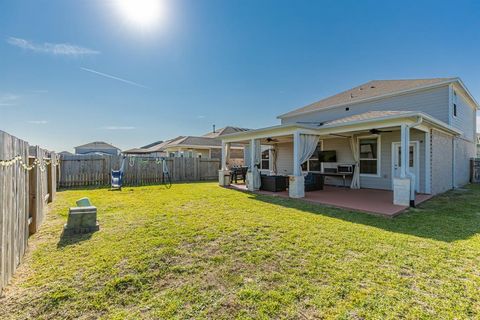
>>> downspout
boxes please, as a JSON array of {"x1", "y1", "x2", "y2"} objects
[
  {"x1": 452, "y1": 137, "x2": 456, "y2": 189},
  {"x1": 404, "y1": 116, "x2": 423, "y2": 207}
]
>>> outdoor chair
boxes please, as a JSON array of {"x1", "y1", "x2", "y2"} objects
[{"x1": 304, "y1": 172, "x2": 324, "y2": 191}]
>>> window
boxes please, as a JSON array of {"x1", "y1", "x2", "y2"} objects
[
  {"x1": 397, "y1": 145, "x2": 414, "y2": 167},
  {"x1": 359, "y1": 136, "x2": 380, "y2": 175},
  {"x1": 453, "y1": 91, "x2": 458, "y2": 117},
  {"x1": 260, "y1": 149, "x2": 270, "y2": 170},
  {"x1": 301, "y1": 142, "x2": 323, "y2": 172}
]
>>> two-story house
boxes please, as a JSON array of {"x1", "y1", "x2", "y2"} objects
[{"x1": 219, "y1": 78, "x2": 478, "y2": 211}]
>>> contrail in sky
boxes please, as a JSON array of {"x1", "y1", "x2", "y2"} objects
[{"x1": 80, "y1": 67, "x2": 148, "y2": 89}]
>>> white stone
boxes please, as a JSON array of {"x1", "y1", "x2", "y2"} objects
[
  {"x1": 289, "y1": 175, "x2": 305, "y2": 198},
  {"x1": 393, "y1": 178, "x2": 411, "y2": 206},
  {"x1": 218, "y1": 170, "x2": 231, "y2": 186}
]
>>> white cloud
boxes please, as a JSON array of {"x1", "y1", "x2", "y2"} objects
[
  {"x1": 27, "y1": 120, "x2": 48, "y2": 124},
  {"x1": 103, "y1": 126, "x2": 136, "y2": 130},
  {"x1": 197, "y1": 115, "x2": 206, "y2": 119},
  {"x1": 80, "y1": 67, "x2": 148, "y2": 88},
  {"x1": 7, "y1": 37, "x2": 99, "y2": 56},
  {"x1": 0, "y1": 93, "x2": 19, "y2": 106}
]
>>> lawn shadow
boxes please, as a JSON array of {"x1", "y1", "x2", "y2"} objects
[
  {"x1": 246, "y1": 185, "x2": 480, "y2": 243},
  {"x1": 57, "y1": 231, "x2": 94, "y2": 248}
]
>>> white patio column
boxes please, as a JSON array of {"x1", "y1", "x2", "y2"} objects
[
  {"x1": 393, "y1": 124, "x2": 411, "y2": 206},
  {"x1": 400, "y1": 124, "x2": 409, "y2": 178},
  {"x1": 247, "y1": 138, "x2": 260, "y2": 191},
  {"x1": 221, "y1": 141, "x2": 229, "y2": 171},
  {"x1": 250, "y1": 138, "x2": 256, "y2": 171},
  {"x1": 218, "y1": 141, "x2": 231, "y2": 186},
  {"x1": 293, "y1": 130, "x2": 301, "y2": 176},
  {"x1": 289, "y1": 131, "x2": 305, "y2": 198}
]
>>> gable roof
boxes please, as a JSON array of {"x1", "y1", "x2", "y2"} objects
[
  {"x1": 164, "y1": 136, "x2": 223, "y2": 148},
  {"x1": 141, "y1": 140, "x2": 163, "y2": 149},
  {"x1": 202, "y1": 126, "x2": 250, "y2": 138},
  {"x1": 75, "y1": 141, "x2": 119, "y2": 150},
  {"x1": 278, "y1": 78, "x2": 460, "y2": 119}
]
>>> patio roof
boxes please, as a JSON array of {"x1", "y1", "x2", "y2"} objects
[{"x1": 220, "y1": 111, "x2": 462, "y2": 143}]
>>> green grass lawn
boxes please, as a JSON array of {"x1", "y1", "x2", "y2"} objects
[{"x1": 1, "y1": 183, "x2": 480, "y2": 319}]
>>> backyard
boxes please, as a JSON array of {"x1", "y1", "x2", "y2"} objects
[{"x1": 1, "y1": 182, "x2": 480, "y2": 319}]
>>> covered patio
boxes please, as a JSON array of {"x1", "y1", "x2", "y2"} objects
[
  {"x1": 228, "y1": 184, "x2": 432, "y2": 216},
  {"x1": 219, "y1": 111, "x2": 461, "y2": 215}
]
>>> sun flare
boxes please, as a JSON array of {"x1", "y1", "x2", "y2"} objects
[{"x1": 115, "y1": 0, "x2": 164, "y2": 29}]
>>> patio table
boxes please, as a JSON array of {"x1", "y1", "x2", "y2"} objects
[{"x1": 319, "y1": 172, "x2": 353, "y2": 188}]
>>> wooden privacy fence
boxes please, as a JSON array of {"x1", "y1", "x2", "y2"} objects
[
  {"x1": 59, "y1": 155, "x2": 220, "y2": 188},
  {"x1": 0, "y1": 130, "x2": 57, "y2": 294}
]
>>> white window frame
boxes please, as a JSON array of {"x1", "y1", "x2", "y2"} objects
[
  {"x1": 358, "y1": 135, "x2": 381, "y2": 177},
  {"x1": 260, "y1": 148, "x2": 271, "y2": 171},
  {"x1": 391, "y1": 141, "x2": 420, "y2": 191},
  {"x1": 301, "y1": 140, "x2": 323, "y2": 172}
]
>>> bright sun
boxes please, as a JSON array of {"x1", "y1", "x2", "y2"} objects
[{"x1": 115, "y1": 0, "x2": 164, "y2": 29}]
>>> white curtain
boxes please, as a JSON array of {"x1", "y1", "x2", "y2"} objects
[
  {"x1": 297, "y1": 134, "x2": 320, "y2": 174},
  {"x1": 349, "y1": 135, "x2": 361, "y2": 189},
  {"x1": 271, "y1": 144, "x2": 278, "y2": 174}
]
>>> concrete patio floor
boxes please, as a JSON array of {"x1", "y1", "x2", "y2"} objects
[{"x1": 228, "y1": 184, "x2": 432, "y2": 217}]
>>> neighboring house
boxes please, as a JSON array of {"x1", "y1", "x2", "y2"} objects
[
  {"x1": 124, "y1": 126, "x2": 249, "y2": 164},
  {"x1": 75, "y1": 141, "x2": 121, "y2": 156},
  {"x1": 58, "y1": 151, "x2": 73, "y2": 156},
  {"x1": 220, "y1": 78, "x2": 478, "y2": 206},
  {"x1": 123, "y1": 141, "x2": 166, "y2": 157}
]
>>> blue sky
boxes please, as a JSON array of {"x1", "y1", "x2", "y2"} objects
[{"x1": 1, "y1": 0, "x2": 479, "y2": 152}]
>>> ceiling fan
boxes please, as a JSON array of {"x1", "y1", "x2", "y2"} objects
[
  {"x1": 369, "y1": 128, "x2": 392, "y2": 135},
  {"x1": 266, "y1": 137, "x2": 279, "y2": 143}
]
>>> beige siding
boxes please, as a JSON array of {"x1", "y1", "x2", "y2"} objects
[
  {"x1": 282, "y1": 86, "x2": 450, "y2": 126},
  {"x1": 431, "y1": 130, "x2": 454, "y2": 194},
  {"x1": 275, "y1": 142, "x2": 293, "y2": 175},
  {"x1": 454, "y1": 138, "x2": 475, "y2": 187},
  {"x1": 451, "y1": 88, "x2": 476, "y2": 141}
]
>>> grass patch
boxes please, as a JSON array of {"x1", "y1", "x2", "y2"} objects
[{"x1": 1, "y1": 183, "x2": 480, "y2": 319}]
